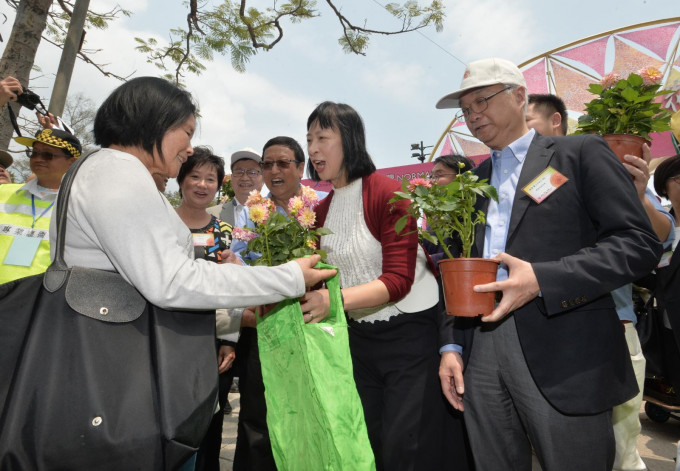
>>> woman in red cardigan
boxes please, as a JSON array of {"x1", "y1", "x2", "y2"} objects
[{"x1": 301, "y1": 101, "x2": 472, "y2": 471}]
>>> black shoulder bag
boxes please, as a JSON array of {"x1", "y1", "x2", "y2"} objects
[{"x1": 0, "y1": 152, "x2": 218, "y2": 470}]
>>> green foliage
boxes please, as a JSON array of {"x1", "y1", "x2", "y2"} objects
[
  {"x1": 390, "y1": 171, "x2": 498, "y2": 259},
  {"x1": 575, "y1": 71, "x2": 673, "y2": 140},
  {"x1": 236, "y1": 189, "x2": 331, "y2": 266},
  {"x1": 245, "y1": 210, "x2": 331, "y2": 267},
  {"x1": 221, "y1": 177, "x2": 235, "y2": 200},
  {"x1": 164, "y1": 190, "x2": 183, "y2": 208},
  {"x1": 135, "y1": 0, "x2": 444, "y2": 82}
]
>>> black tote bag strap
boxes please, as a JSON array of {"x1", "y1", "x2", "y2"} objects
[{"x1": 44, "y1": 150, "x2": 98, "y2": 292}]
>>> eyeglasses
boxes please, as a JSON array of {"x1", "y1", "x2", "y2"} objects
[
  {"x1": 429, "y1": 172, "x2": 458, "y2": 181},
  {"x1": 27, "y1": 149, "x2": 70, "y2": 160},
  {"x1": 232, "y1": 168, "x2": 262, "y2": 178},
  {"x1": 261, "y1": 158, "x2": 301, "y2": 171},
  {"x1": 455, "y1": 86, "x2": 512, "y2": 123}
]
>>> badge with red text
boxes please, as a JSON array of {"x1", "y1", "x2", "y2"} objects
[
  {"x1": 192, "y1": 233, "x2": 215, "y2": 247},
  {"x1": 522, "y1": 167, "x2": 568, "y2": 204}
]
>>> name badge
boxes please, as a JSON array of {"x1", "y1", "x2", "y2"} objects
[
  {"x1": 522, "y1": 166, "x2": 568, "y2": 204},
  {"x1": 4, "y1": 235, "x2": 42, "y2": 267},
  {"x1": 192, "y1": 233, "x2": 215, "y2": 247},
  {"x1": 657, "y1": 250, "x2": 673, "y2": 268}
]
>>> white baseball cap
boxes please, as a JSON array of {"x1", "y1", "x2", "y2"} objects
[
  {"x1": 230, "y1": 147, "x2": 261, "y2": 168},
  {"x1": 436, "y1": 58, "x2": 526, "y2": 109}
]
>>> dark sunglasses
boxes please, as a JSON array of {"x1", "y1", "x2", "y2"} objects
[
  {"x1": 260, "y1": 158, "x2": 301, "y2": 171},
  {"x1": 26, "y1": 149, "x2": 71, "y2": 160}
]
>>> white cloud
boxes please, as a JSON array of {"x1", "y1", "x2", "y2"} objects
[
  {"x1": 439, "y1": 0, "x2": 542, "y2": 63},
  {"x1": 361, "y1": 58, "x2": 432, "y2": 104}
]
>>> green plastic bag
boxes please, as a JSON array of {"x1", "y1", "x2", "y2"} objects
[{"x1": 257, "y1": 263, "x2": 376, "y2": 471}]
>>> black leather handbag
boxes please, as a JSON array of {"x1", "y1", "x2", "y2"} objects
[{"x1": 0, "y1": 152, "x2": 218, "y2": 470}]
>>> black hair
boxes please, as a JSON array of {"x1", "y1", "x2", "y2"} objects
[
  {"x1": 528, "y1": 94, "x2": 568, "y2": 136},
  {"x1": 262, "y1": 136, "x2": 305, "y2": 164},
  {"x1": 177, "y1": 146, "x2": 225, "y2": 198},
  {"x1": 653, "y1": 154, "x2": 680, "y2": 198},
  {"x1": 433, "y1": 154, "x2": 475, "y2": 173},
  {"x1": 306, "y1": 101, "x2": 376, "y2": 183},
  {"x1": 94, "y1": 76, "x2": 197, "y2": 163}
]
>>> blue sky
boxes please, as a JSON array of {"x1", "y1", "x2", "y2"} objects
[{"x1": 2, "y1": 0, "x2": 679, "y2": 183}]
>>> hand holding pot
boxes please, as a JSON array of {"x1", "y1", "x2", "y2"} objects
[
  {"x1": 474, "y1": 252, "x2": 540, "y2": 322},
  {"x1": 622, "y1": 143, "x2": 651, "y2": 198}
]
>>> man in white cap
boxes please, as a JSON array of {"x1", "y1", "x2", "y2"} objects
[
  {"x1": 436, "y1": 58, "x2": 662, "y2": 470},
  {"x1": 208, "y1": 147, "x2": 263, "y2": 228},
  {"x1": 0, "y1": 150, "x2": 13, "y2": 185}
]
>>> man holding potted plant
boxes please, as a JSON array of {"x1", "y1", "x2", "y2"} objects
[
  {"x1": 435, "y1": 58, "x2": 663, "y2": 470},
  {"x1": 527, "y1": 93, "x2": 674, "y2": 471}
]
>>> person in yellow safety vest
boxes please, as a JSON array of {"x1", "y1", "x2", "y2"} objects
[{"x1": 0, "y1": 128, "x2": 81, "y2": 283}]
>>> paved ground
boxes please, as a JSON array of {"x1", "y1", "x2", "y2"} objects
[{"x1": 219, "y1": 394, "x2": 680, "y2": 470}]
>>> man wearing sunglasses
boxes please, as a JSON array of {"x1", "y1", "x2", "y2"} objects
[{"x1": 0, "y1": 128, "x2": 81, "y2": 283}]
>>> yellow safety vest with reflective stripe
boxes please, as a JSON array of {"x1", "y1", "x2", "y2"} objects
[{"x1": 0, "y1": 183, "x2": 54, "y2": 284}]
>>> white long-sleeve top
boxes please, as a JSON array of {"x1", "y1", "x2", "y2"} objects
[{"x1": 50, "y1": 148, "x2": 305, "y2": 310}]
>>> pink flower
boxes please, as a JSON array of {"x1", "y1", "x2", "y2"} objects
[
  {"x1": 297, "y1": 207, "x2": 316, "y2": 229},
  {"x1": 288, "y1": 196, "x2": 305, "y2": 216},
  {"x1": 300, "y1": 186, "x2": 319, "y2": 207},
  {"x1": 245, "y1": 190, "x2": 264, "y2": 207},
  {"x1": 639, "y1": 66, "x2": 663, "y2": 86},
  {"x1": 249, "y1": 203, "x2": 270, "y2": 225},
  {"x1": 408, "y1": 177, "x2": 432, "y2": 192},
  {"x1": 600, "y1": 73, "x2": 620, "y2": 90},
  {"x1": 232, "y1": 227, "x2": 257, "y2": 242}
]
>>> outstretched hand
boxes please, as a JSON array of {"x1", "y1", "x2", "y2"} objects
[
  {"x1": 473, "y1": 252, "x2": 539, "y2": 322},
  {"x1": 294, "y1": 254, "x2": 337, "y2": 288}
]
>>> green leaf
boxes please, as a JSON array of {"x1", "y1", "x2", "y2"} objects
[{"x1": 395, "y1": 215, "x2": 409, "y2": 234}]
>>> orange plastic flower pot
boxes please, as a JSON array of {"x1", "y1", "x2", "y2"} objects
[
  {"x1": 438, "y1": 258, "x2": 500, "y2": 317},
  {"x1": 603, "y1": 134, "x2": 649, "y2": 163}
]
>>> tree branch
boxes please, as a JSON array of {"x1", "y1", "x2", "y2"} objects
[{"x1": 41, "y1": 35, "x2": 133, "y2": 81}]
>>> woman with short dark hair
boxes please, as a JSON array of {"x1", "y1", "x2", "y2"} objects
[
  {"x1": 52, "y1": 77, "x2": 336, "y2": 467},
  {"x1": 302, "y1": 101, "x2": 471, "y2": 471}
]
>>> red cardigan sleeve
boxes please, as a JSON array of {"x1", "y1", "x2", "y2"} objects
[{"x1": 314, "y1": 173, "x2": 417, "y2": 302}]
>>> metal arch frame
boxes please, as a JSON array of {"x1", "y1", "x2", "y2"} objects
[{"x1": 429, "y1": 17, "x2": 680, "y2": 161}]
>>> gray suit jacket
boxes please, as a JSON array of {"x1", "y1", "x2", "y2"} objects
[{"x1": 207, "y1": 200, "x2": 236, "y2": 227}]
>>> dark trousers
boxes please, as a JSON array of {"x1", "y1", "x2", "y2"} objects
[
  {"x1": 233, "y1": 327, "x2": 277, "y2": 471},
  {"x1": 464, "y1": 314, "x2": 614, "y2": 471},
  {"x1": 349, "y1": 305, "x2": 472, "y2": 471},
  {"x1": 195, "y1": 350, "x2": 234, "y2": 471}
]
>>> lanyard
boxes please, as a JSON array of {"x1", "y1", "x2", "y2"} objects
[{"x1": 31, "y1": 195, "x2": 55, "y2": 229}]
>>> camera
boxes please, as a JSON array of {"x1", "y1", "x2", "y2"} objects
[{"x1": 16, "y1": 88, "x2": 47, "y2": 115}]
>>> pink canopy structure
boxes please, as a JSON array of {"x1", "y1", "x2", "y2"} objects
[{"x1": 433, "y1": 18, "x2": 680, "y2": 163}]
